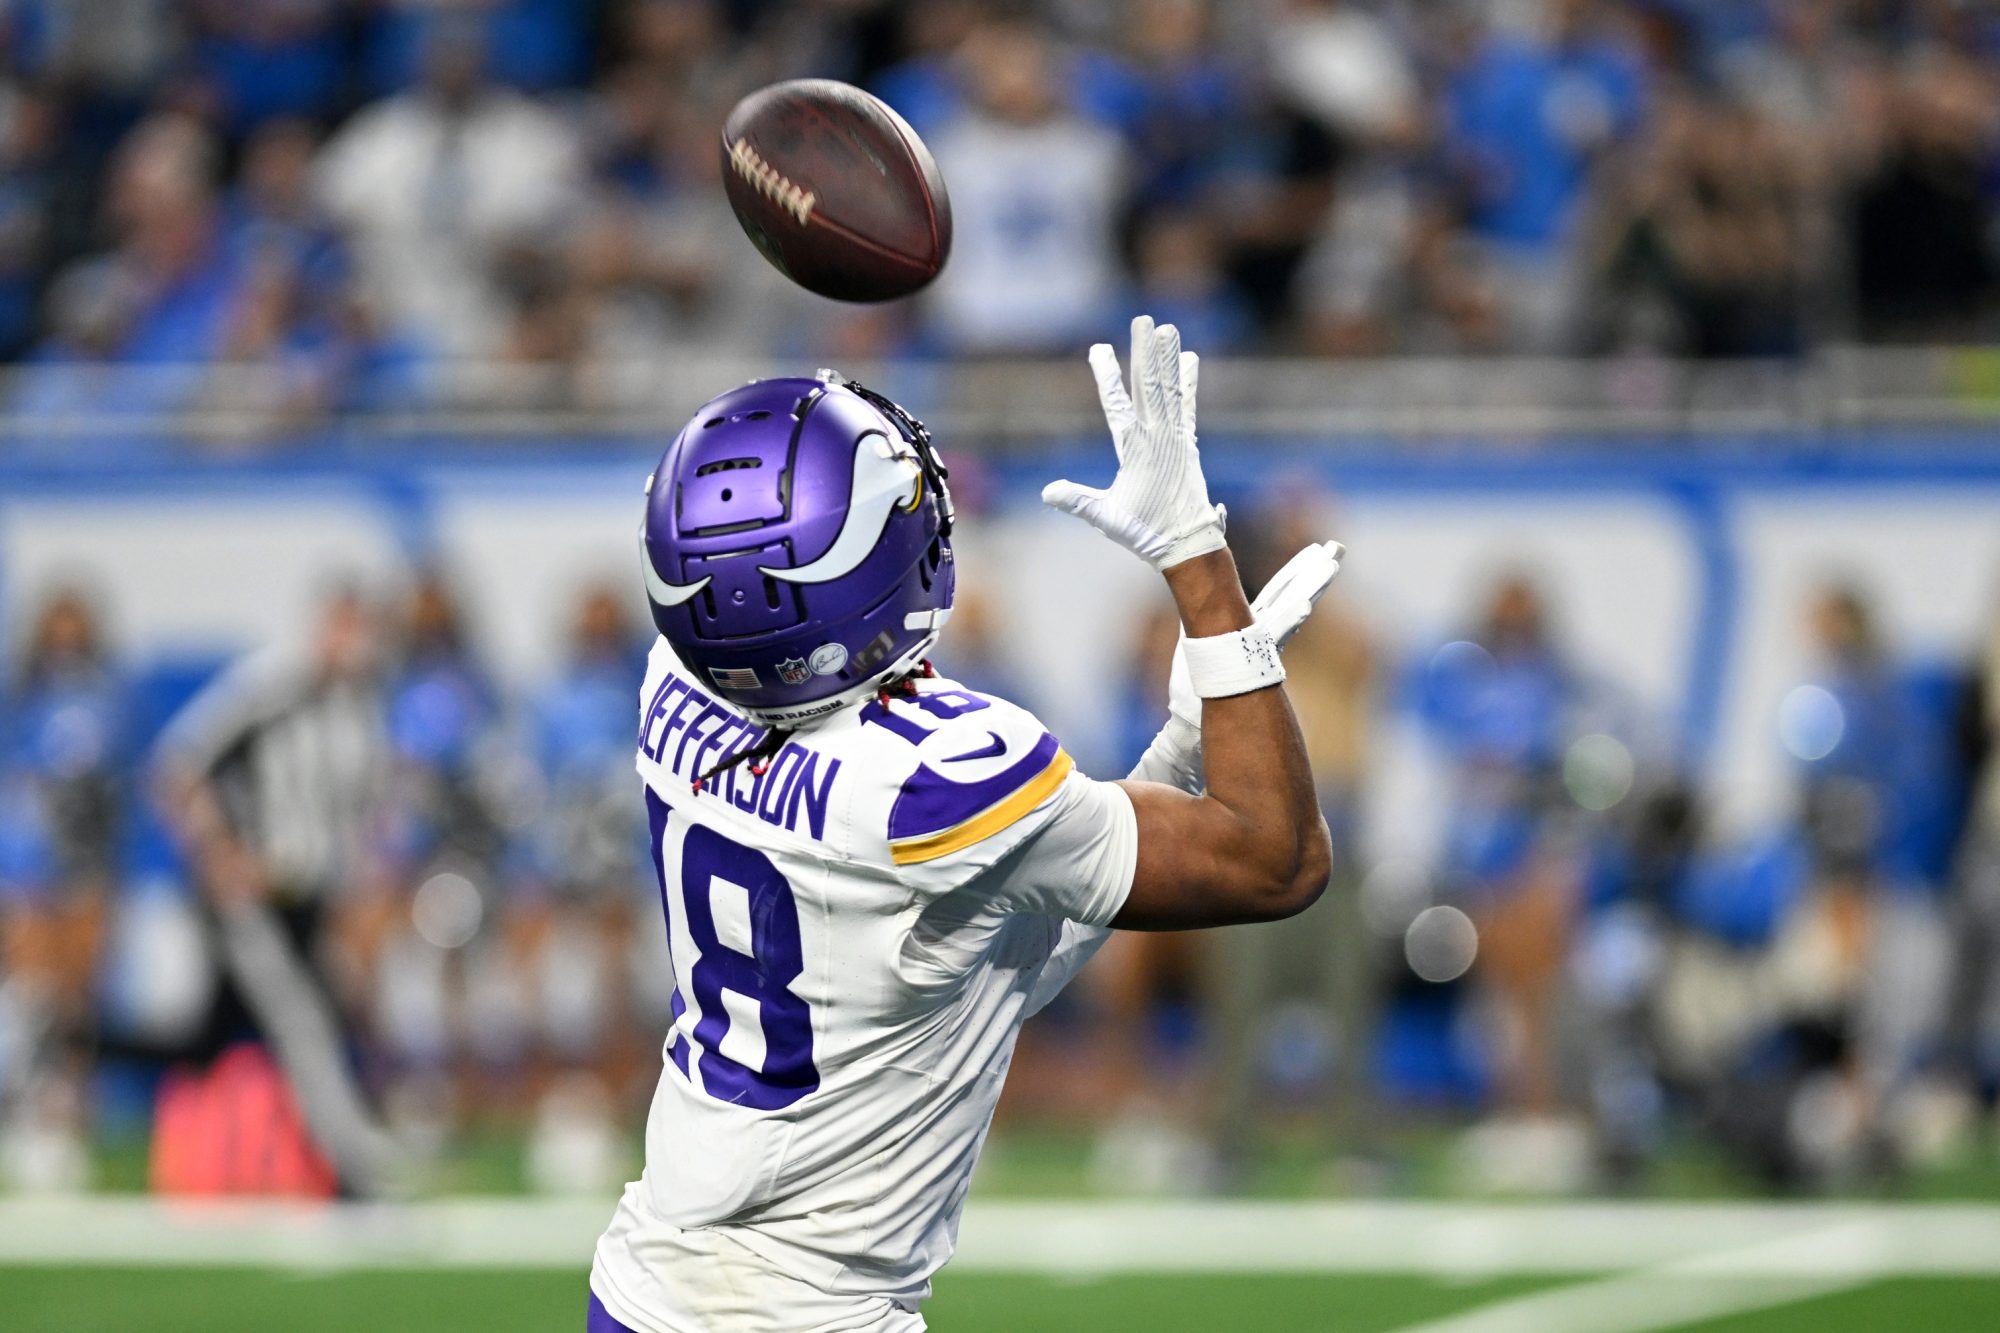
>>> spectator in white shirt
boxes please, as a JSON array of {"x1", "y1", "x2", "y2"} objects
[
  {"x1": 316, "y1": 20, "x2": 584, "y2": 363},
  {"x1": 922, "y1": 17, "x2": 1131, "y2": 356}
]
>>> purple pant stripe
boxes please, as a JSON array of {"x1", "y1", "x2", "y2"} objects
[{"x1": 587, "y1": 1293, "x2": 640, "y2": 1333}]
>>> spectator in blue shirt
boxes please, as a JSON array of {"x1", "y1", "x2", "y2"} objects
[
  {"x1": 1424, "y1": 577, "x2": 1576, "y2": 895},
  {"x1": 201, "y1": 117, "x2": 424, "y2": 437},
  {"x1": 533, "y1": 588, "x2": 650, "y2": 837},
  {"x1": 1121, "y1": 0, "x2": 1255, "y2": 210},
  {"x1": 223, "y1": 118, "x2": 348, "y2": 295},
  {"x1": 186, "y1": 0, "x2": 349, "y2": 138},
  {"x1": 381, "y1": 570, "x2": 504, "y2": 880},
  {"x1": 1794, "y1": 585, "x2": 1914, "y2": 883},
  {"x1": 1443, "y1": 0, "x2": 1647, "y2": 349},
  {"x1": 1446, "y1": 2, "x2": 1647, "y2": 250},
  {"x1": 363, "y1": 570, "x2": 512, "y2": 1087},
  {"x1": 362, "y1": 0, "x2": 596, "y2": 96}
]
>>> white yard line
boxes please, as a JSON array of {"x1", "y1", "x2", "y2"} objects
[
  {"x1": 952, "y1": 1201, "x2": 2000, "y2": 1279},
  {"x1": 1385, "y1": 1219, "x2": 1892, "y2": 1333},
  {"x1": 1384, "y1": 1275, "x2": 1861, "y2": 1333},
  {"x1": 0, "y1": 1198, "x2": 1996, "y2": 1282}
]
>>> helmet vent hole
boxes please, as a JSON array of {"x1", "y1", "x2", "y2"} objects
[
  {"x1": 763, "y1": 576, "x2": 782, "y2": 609},
  {"x1": 721, "y1": 488, "x2": 733, "y2": 501},
  {"x1": 703, "y1": 417, "x2": 724, "y2": 429},
  {"x1": 927, "y1": 538, "x2": 942, "y2": 570},
  {"x1": 746, "y1": 410, "x2": 771, "y2": 420},
  {"x1": 701, "y1": 586, "x2": 718, "y2": 617}
]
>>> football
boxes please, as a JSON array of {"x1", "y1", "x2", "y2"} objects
[{"x1": 720, "y1": 78, "x2": 952, "y2": 303}]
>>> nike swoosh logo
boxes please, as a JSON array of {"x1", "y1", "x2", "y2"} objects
[{"x1": 942, "y1": 731, "x2": 1006, "y2": 763}]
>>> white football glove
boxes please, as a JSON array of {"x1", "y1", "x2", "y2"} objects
[
  {"x1": 1042, "y1": 316, "x2": 1227, "y2": 571},
  {"x1": 1167, "y1": 540, "x2": 1346, "y2": 728}
]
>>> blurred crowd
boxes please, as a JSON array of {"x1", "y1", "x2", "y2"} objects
[
  {"x1": 1028, "y1": 510, "x2": 2000, "y2": 1196},
  {"x1": 0, "y1": 570, "x2": 670, "y2": 1194},
  {"x1": 3, "y1": 499, "x2": 2000, "y2": 1200},
  {"x1": 2, "y1": 0, "x2": 2000, "y2": 439}
]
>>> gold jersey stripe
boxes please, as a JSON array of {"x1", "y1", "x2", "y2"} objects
[{"x1": 889, "y1": 748, "x2": 1075, "y2": 866}]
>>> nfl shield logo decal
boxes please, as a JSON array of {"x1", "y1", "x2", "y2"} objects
[{"x1": 777, "y1": 657, "x2": 811, "y2": 685}]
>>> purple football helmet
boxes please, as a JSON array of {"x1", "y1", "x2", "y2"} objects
[{"x1": 641, "y1": 372, "x2": 956, "y2": 725}]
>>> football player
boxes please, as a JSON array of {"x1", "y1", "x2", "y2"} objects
[{"x1": 590, "y1": 318, "x2": 1342, "y2": 1332}]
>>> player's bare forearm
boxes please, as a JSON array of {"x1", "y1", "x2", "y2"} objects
[
  {"x1": 1161, "y1": 548, "x2": 1254, "y2": 637},
  {"x1": 1043, "y1": 316, "x2": 1331, "y2": 929},
  {"x1": 1114, "y1": 549, "x2": 1331, "y2": 929}
]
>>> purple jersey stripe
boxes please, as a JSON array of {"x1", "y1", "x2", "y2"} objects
[
  {"x1": 887, "y1": 730, "x2": 1061, "y2": 843},
  {"x1": 666, "y1": 989, "x2": 690, "y2": 1078}
]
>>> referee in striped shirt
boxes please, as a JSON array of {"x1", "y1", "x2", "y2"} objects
[{"x1": 157, "y1": 584, "x2": 409, "y2": 1194}]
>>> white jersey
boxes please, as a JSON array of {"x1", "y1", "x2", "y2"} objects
[{"x1": 592, "y1": 642, "x2": 1133, "y2": 1332}]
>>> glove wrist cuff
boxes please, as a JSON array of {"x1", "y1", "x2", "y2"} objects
[
  {"x1": 1154, "y1": 509, "x2": 1228, "y2": 571},
  {"x1": 1182, "y1": 626, "x2": 1285, "y2": 698}
]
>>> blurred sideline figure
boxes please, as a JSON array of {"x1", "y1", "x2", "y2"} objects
[
  {"x1": 1451, "y1": 577, "x2": 1579, "y2": 1105},
  {"x1": 365, "y1": 570, "x2": 512, "y2": 1140},
  {"x1": 1760, "y1": 584, "x2": 1950, "y2": 1183},
  {"x1": 1426, "y1": 573, "x2": 1589, "y2": 1188},
  {"x1": 0, "y1": 586, "x2": 127, "y2": 1190},
  {"x1": 511, "y1": 583, "x2": 654, "y2": 1195},
  {"x1": 1206, "y1": 491, "x2": 1377, "y2": 1168},
  {"x1": 155, "y1": 583, "x2": 409, "y2": 1196}
]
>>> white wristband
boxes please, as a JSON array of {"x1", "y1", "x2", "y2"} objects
[{"x1": 1181, "y1": 627, "x2": 1285, "y2": 698}]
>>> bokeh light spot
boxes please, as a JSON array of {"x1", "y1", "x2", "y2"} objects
[
  {"x1": 413, "y1": 871, "x2": 484, "y2": 950},
  {"x1": 1778, "y1": 684, "x2": 1845, "y2": 761},
  {"x1": 1405, "y1": 905, "x2": 1478, "y2": 983},
  {"x1": 1564, "y1": 732, "x2": 1634, "y2": 811}
]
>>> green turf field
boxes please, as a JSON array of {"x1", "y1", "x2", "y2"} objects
[
  {"x1": 2, "y1": 1267, "x2": 1998, "y2": 1331},
  {"x1": 5, "y1": 1195, "x2": 1999, "y2": 1330}
]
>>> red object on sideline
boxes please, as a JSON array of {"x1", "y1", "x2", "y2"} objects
[{"x1": 150, "y1": 1043, "x2": 337, "y2": 1198}]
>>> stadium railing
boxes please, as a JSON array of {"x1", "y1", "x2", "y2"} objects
[{"x1": 7, "y1": 347, "x2": 2000, "y2": 452}]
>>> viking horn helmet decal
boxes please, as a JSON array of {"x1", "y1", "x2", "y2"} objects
[
  {"x1": 640, "y1": 523, "x2": 711, "y2": 607},
  {"x1": 762, "y1": 432, "x2": 921, "y2": 586}
]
